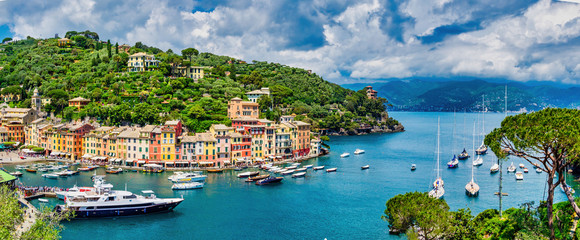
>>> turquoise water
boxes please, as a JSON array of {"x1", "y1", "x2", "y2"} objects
[{"x1": 8, "y1": 112, "x2": 572, "y2": 239}]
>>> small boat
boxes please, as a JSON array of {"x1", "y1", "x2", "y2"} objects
[
  {"x1": 304, "y1": 165, "x2": 313, "y2": 169},
  {"x1": 234, "y1": 168, "x2": 243, "y2": 171},
  {"x1": 281, "y1": 170, "x2": 295, "y2": 175},
  {"x1": 25, "y1": 168, "x2": 37, "y2": 173},
  {"x1": 354, "y1": 149, "x2": 365, "y2": 155},
  {"x1": 38, "y1": 198, "x2": 49, "y2": 203},
  {"x1": 38, "y1": 168, "x2": 48, "y2": 172},
  {"x1": 246, "y1": 174, "x2": 270, "y2": 182},
  {"x1": 172, "y1": 182, "x2": 204, "y2": 190},
  {"x1": 361, "y1": 165, "x2": 370, "y2": 170},
  {"x1": 313, "y1": 166, "x2": 325, "y2": 170},
  {"x1": 490, "y1": 164, "x2": 499, "y2": 173},
  {"x1": 515, "y1": 172, "x2": 524, "y2": 180},
  {"x1": 561, "y1": 183, "x2": 576, "y2": 194},
  {"x1": 275, "y1": 168, "x2": 286, "y2": 173},
  {"x1": 326, "y1": 168, "x2": 337, "y2": 172},
  {"x1": 411, "y1": 164, "x2": 416, "y2": 171},
  {"x1": 105, "y1": 168, "x2": 123, "y2": 174},
  {"x1": 237, "y1": 171, "x2": 259, "y2": 178},
  {"x1": 523, "y1": 168, "x2": 529, "y2": 173},
  {"x1": 447, "y1": 155, "x2": 458, "y2": 168},
  {"x1": 256, "y1": 177, "x2": 283, "y2": 185},
  {"x1": 519, "y1": 163, "x2": 525, "y2": 168},
  {"x1": 475, "y1": 143, "x2": 488, "y2": 155},
  {"x1": 458, "y1": 148, "x2": 470, "y2": 160},
  {"x1": 42, "y1": 173, "x2": 59, "y2": 179},
  {"x1": 286, "y1": 165, "x2": 297, "y2": 170},
  {"x1": 292, "y1": 172, "x2": 306, "y2": 178},
  {"x1": 340, "y1": 153, "x2": 350, "y2": 158},
  {"x1": 207, "y1": 169, "x2": 224, "y2": 173},
  {"x1": 507, "y1": 162, "x2": 516, "y2": 173},
  {"x1": 15, "y1": 165, "x2": 27, "y2": 170},
  {"x1": 472, "y1": 156, "x2": 483, "y2": 166},
  {"x1": 532, "y1": 163, "x2": 540, "y2": 168},
  {"x1": 536, "y1": 168, "x2": 542, "y2": 173},
  {"x1": 295, "y1": 167, "x2": 307, "y2": 172},
  {"x1": 9, "y1": 171, "x2": 22, "y2": 177}
]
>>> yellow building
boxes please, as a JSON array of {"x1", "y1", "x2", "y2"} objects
[
  {"x1": 160, "y1": 126, "x2": 176, "y2": 162},
  {"x1": 195, "y1": 132, "x2": 217, "y2": 166},
  {"x1": 172, "y1": 65, "x2": 206, "y2": 80},
  {"x1": 127, "y1": 52, "x2": 159, "y2": 72},
  {"x1": 58, "y1": 38, "x2": 71, "y2": 47}
]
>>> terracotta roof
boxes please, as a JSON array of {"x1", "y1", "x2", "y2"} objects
[
  {"x1": 230, "y1": 97, "x2": 242, "y2": 101},
  {"x1": 118, "y1": 129, "x2": 140, "y2": 138},
  {"x1": 69, "y1": 97, "x2": 90, "y2": 102},
  {"x1": 196, "y1": 132, "x2": 216, "y2": 142},
  {"x1": 181, "y1": 135, "x2": 198, "y2": 143},
  {"x1": 212, "y1": 124, "x2": 233, "y2": 131},
  {"x1": 165, "y1": 120, "x2": 180, "y2": 126},
  {"x1": 294, "y1": 121, "x2": 310, "y2": 126}
]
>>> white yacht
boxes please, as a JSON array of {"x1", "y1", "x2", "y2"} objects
[
  {"x1": 172, "y1": 182, "x2": 204, "y2": 190},
  {"x1": 340, "y1": 153, "x2": 350, "y2": 158},
  {"x1": 515, "y1": 172, "x2": 524, "y2": 180},
  {"x1": 472, "y1": 156, "x2": 483, "y2": 166},
  {"x1": 354, "y1": 149, "x2": 365, "y2": 155},
  {"x1": 168, "y1": 171, "x2": 207, "y2": 183},
  {"x1": 429, "y1": 118, "x2": 445, "y2": 199},
  {"x1": 507, "y1": 162, "x2": 516, "y2": 173},
  {"x1": 55, "y1": 176, "x2": 183, "y2": 218},
  {"x1": 490, "y1": 163, "x2": 500, "y2": 173}
]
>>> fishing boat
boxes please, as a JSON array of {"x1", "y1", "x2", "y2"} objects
[
  {"x1": 447, "y1": 155, "x2": 459, "y2": 168},
  {"x1": 519, "y1": 163, "x2": 525, "y2": 168},
  {"x1": 507, "y1": 162, "x2": 516, "y2": 173},
  {"x1": 458, "y1": 149, "x2": 470, "y2": 160},
  {"x1": 340, "y1": 153, "x2": 350, "y2": 158},
  {"x1": 255, "y1": 177, "x2": 283, "y2": 185},
  {"x1": 106, "y1": 168, "x2": 123, "y2": 174},
  {"x1": 429, "y1": 118, "x2": 445, "y2": 199},
  {"x1": 25, "y1": 168, "x2": 37, "y2": 173},
  {"x1": 42, "y1": 173, "x2": 59, "y2": 179},
  {"x1": 237, "y1": 171, "x2": 259, "y2": 178},
  {"x1": 313, "y1": 166, "x2": 325, "y2": 170},
  {"x1": 304, "y1": 165, "x2": 313, "y2": 169},
  {"x1": 172, "y1": 182, "x2": 204, "y2": 190},
  {"x1": 207, "y1": 169, "x2": 223, "y2": 173},
  {"x1": 523, "y1": 168, "x2": 529, "y2": 173},
  {"x1": 281, "y1": 170, "x2": 295, "y2": 175},
  {"x1": 536, "y1": 168, "x2": 542, "y2": 173},
  {"x1": 295, "y1": 167, "x2": 307, "y2": 172},
  {"x1": 55, "y1": 176, "x2": 183, "y2": 218},
  {"x1": 245, "y1": 174, "x2": 270, "y2": 182},
  {"x1": 354, "y1": 149, "x2": 365, "y2": 155},
  {"x1": 515, "y1": 172, "x2": 524, "y2": 180},
  {"x1": 38, "y1": 198, "x2": 49, "y2": 203},
  {"x1": 78, "y1": 166, "x2": 98, "y2": 172},
  {"x1": 411, "y1": 164, "x2": 416, "y2": 171},
  {"x1": 472, "y1": 156, "x2": 483, "y2": 166},
  {"x1": 9, "y1": 171, "x2": 22, "y2": 177},
  {"x1": 326, "y1": 168, "x2": 337, "y2": 172},
  {"x1": 466, "y1": 121, "x2": 480, "y2": 197},
  {"x1": 292, "y1": 172, "x2": 306, "y2": 178},
  {"x1": 490, "y1": 163, "x2": 499, "y2": 173},
  {"x1": 361, "y1": 165, "x2": 370, "y2": 170}
]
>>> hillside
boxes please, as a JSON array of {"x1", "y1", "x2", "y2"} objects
[
  {"x1": 345, "y1": 79, "x2": 580, "y2": 112},
  {"x1": 0, "y1": 33, "x2": 400, "y2": 134}
]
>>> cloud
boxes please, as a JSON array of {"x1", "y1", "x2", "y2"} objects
[{"x1": 1, "y1": 0, "x2": 580, "y2": 84}]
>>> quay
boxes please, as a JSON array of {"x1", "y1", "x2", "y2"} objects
[{"x1": 15, "y1": 193, "x2": 39, "y2": 238}]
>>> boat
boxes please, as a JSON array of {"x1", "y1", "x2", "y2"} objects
[
  {"x1": 447, "y1": 155, "x2": 458, "y2": 168},
  {"x1": 15, "y1": 165, "x2": 27, "y2": 170},
  {"x1": 78, "y1": 166, "x2": 98, "y2": 172},
  {"x1": 55, "y1": 176, "x2": 184, "y2": 218},
  {"x1": 106, "y1": 168, "x2": 123, "y2": 174},
  {"x1": 354, "y1": 149, "x2": 365, "y2": 155},
  {"x1": 9, "y1": 171, "x2": 22, "y2": 177},
  {"x1": 142, "y1": 164, "x2": 164, "y2": 173},
  {"x1": 536, "y1": 168, "x2": 542, "y2": 173},
  {"x1": 55, "y1": 185, "x2": 95, "y2": 200},
  {"x1": 281, "y1": 170, "x2": 295, "y2": 175},
  {"x1": 25, "y1": 168, "x2": 37, "y2": 173},
  {"x1": 245, "y1": 174, "x2": 270, "y2": 182},
  {"x1": 172, "y1": 182, "x2": 204, "y2": 190},
  {"x1": 237, "y1": 171, "x2": 260, "y2": 178},
  {"x1": 234, "y1": 168, "x2": 243, "y2": 171},
  {"x1": 361, "y1": 165, "x2": 370, "y2": 170},
  {"x1": 472, "y1": 156, "x2": 483, "y2": 166},
  {"x1": 313, "y1": 166, "x2": 325, "y2": 170},
  {"x1": 292, "y1": 172, "x2": 306, "y2": 178},
  {"x1": 458, "y1": 148, "x2": 470, "y2": 160},
  {"x1": 519, "y1": 163, "x2": 525, "y2": 168},
  {"x1": 475, "y1": 96, "x2": 488, "y2": 155},
  {"x1": 507, "y1": 162, "x2": 516, "y2": 172},
  {"x1": 523, "y1": 168, "x2": 529, "y2": 173},
  {"x1": 429, "y1": 118, "x2": 445, "y2": 199},
  {"x1": 490, "y1": 163, "x2": 499, "y2": 173},
  {"x1": 168, "y1": 172, "x2": 207, "y2": 183},
  {"x1": 561, "y1": 184, "x2": 576, "y2": 194},
  {"x1": 295, "y1": 167, "x2": 307, "y2": 172},
  {"x1": 515, "y1": 172, "x2": 524, "y2": 180},
  {"x1": 411, "y1": 164, "x2": 416, "y2": 171},
  {"x1": 274, "y1": 168, "x2": 286, "y2": 173},
  {"x1": 255, "y1": 177, "x2": 283, "y2": 185},
  {"x1": 38, "y1": 168, "x2": 48, "y2": 172},
  {"x1": 304, "y1": 165, "x2": 313, "y2": 169},
  {"x1": 42, "y1": 173, "x2": 59, "y2": 179},
  {"x1": 38, "y1": 198, "x2": 49, "y2": 203},
  {"x1": 466, "y1": 121, "x2": 480, "y2": 197},
  {"x1": 475, "y1": 144, "x2": 488, "y2": 155},
  {"x1": 326, "y1": 168, "x2": 337, "y2": 172},
  {"x1": 207, "y1": 169, "x2": 223, "y2": 173},
  {"x1": 286, "y1": 165, "x2": 297, "y2": 170},
  {"x1": 340, "y1": 153, "x2": 350, "y2": 158}
]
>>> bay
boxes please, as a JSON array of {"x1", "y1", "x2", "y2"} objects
[{"x1": 8, "y1": 112, "x2": 571, "y2": 239}]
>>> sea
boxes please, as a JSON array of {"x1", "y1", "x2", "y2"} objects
[{"x1": 5, "y1": 112, "x2": 571, "y2": 239}]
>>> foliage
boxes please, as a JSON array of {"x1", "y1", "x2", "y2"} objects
[{"x1": 0, "y1": 185, "x2": 24, "y2": 240}]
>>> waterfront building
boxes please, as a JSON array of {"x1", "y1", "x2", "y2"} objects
[
  {"x1": 294, "y1": 121, "x2": 312, "y2": 157},
  {"x1": 24, "y1": 118, "x2": 46, "y2": 147},
  {"x1": 275, "y1": 130, "x2": 292, "y2": 158},
  {"x1": 210, "y1": 124, "x2": 233, "y2": 166},
  {"x1": 0, "y1": 126, "x2": 8, "y2": 143},
  {"x1": 231, "y1": 117, "x2": 259, "y2": 133},
  {"x1": 68, "y1": 97, "x2": 90, "y2": 110},
  {"x1": 310, "y1": 139, "x2": 321, "y2": 156},
  {"x1": 230, "y1": 132, "x2": 251, "y2": 160},
  {"x1": 244, "y1": 125, "x2": 265, "y2": 159},
  {"x1": 194, "y1": 132, "x2": 217, "y2": 167},
  {"x1": 127, "y1": 52, "x2": 159, "y2": 72},
  {"x1": 149, "y1": 126, "x2": 163, "y2": 161},
  {"x1": 83, "y1": 126, "x2": 115, "y2": 158},
  {"x1": 227, "y1": 98, "x2": 259, "y2": 120},
  {"x1": 0, "y1": 108, "x2": 38, "y2": 143},
  {"x1": 164, "y1": 120, "x2": 183, "y2": 139},
  {"x1": 246, "y1": 88, "x2": 270, "y2": 103},
  {"x1": 180, "y1": 135, "x2": 198, "y2": 162},
  {"x1": 160, "y1": 126, "x2": 176, "y2": 162}
]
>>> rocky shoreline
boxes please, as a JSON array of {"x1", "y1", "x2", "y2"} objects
[{"x1": 325, "y1": 124, "x2": 405, "y2": 136}]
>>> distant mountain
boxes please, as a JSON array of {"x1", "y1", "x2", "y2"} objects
[{"x1": 343, "y1": 79, "x2": 580, "y2": 112}]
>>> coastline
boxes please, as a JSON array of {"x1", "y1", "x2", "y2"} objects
[{"x1": 324, "y1": 123, "x2": 405, "y2": 136}]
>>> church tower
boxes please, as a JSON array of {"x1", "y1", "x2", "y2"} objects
[{"x1": 31, "y1": 88, "x2": 42, "y2": 113}]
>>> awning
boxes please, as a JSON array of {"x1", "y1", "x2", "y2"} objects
[
  {"x1": 125, "y1": 159, "x2": 134, "y2": 163},
  {"x1": 268, "y1": 156, "x2": 275, "y2": 159},
  {"x1": 82, "y1": 154, "x2": 92, "y2": 158},
  {"x1": 276, "y1": 156, "x2": 282, "y2": 159},
  {"x1": 165, "y1": 162, "x2": 174, "y2": 165},
  {"x1": 50, "y1": 152, "x2": 59, "y2": 156},
  {"x1": 198, "y1": 161, "x2": 214, "y2": 165},
  {"x1": 175, "y1": 161, "x2": 189, "y2": 164},
  {"x1": 65, "y1": 153, "x2": 71, "y2": 156},
  {"x1": 23, "y1": 149, "x2": 34, "y2": 153},
  {"x1": 223, "y1": 160, "x2": 230, "y2": 164},
  {"x1": 91, "y1": 156, "x2": 99, "y2": 160},
  {"x1": 143, "y1": 164, "x2": 162, "y2": 167},
  {"x1": 255, "y1": 157, "x2": 263, "y2": 161},
  {"x1": 137, "y1": 160, "x2": 146, "y2": 164}
]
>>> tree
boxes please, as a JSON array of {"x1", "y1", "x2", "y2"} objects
[
  {"x1": 181, "y1": 48, "x2": 199, "y2": 62},
  {"x1": 107, "y1": 40, "x2": 112, "y2": 59},
  {"x1": 71, "y1": 35, "x2": 88, "y2": 48},
  {"x1": 0, "y1": 185, "x2": 24, "y2": 239},
  {"x1": 2, "y1": 37, "x2": 12, "y2": 44},
  {"x1": 484, "y1": 108, "x2": 580, "y2": 240},
  {"x1": 115, "y1": 42, "x2": 119, "y2": 54},
  {"x1": 46, "y1": 89, "x2": 69, "y2": 115}
]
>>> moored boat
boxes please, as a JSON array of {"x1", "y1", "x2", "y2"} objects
[
  {"x1": 169, "y1": 172, "x2": 207, "y2": 183},
  {"x1": 237, "y1": 171, "x2": 260, "y2": 178},
  {"x1": 38, "y1": 198, "x2": 49, "y2": 203},
  {"x1": 326, "y1": 168, "x2": 337, "y2": 172},
  {"x1": 490, "y1": 163, "x2": 499, "y2": 173},
  {"x1": 281, "y1": 170, "x2": 295, "y2": 175},
  {"x1": 256, "y1": 177, "x2": 283, "y2": 185},
  {"x1": 354, "y1": 149, "x2": 365, "y2": 155},
  {"x1": 295, "y1": 167, "x2": 307, "y2": 172},
  {"x1": 523, "y1": 168, "x2": 529, "y2": 173},
  {"x1": 361, "y1": 165, "x2": 370, "y2": 170},
  {"x1": 25, "y1": 168, "x2": 37, "y2": 173},
  {"x1": 519, "y1": 163, "x2": 525, "y2": 168},
  {"x1": 411, "y1": 164, "x2": 416, "y2": 171},
  {"x1": 42, "y1": 173, "x2": 59, "y2": 179},
  {"x1": 340, "y1": 153, "x2": 350, "y2": 158},
  {"x1": 536, "y1": 168, "x2": 542, "y2": 173},
  {"x1": 507, "y1": 162, "x2": 516, "y2": 172},
  {"x1": 515, "y1": 172, "x2": 524, "y2": 180},
  {"x1": 458, "y1": 148, "x2": 470, "y2": 160},
  {"x1": 245, "y1": 174, "x2": 270, "y2": 182},
  {"x1": 472, "y1": 156, "x2": 483, "y2": 166},
  {"x1": 304, "y1": 165, "x2": 313, "y2": 169},
  {"x1": 447, "y1": 155, "x2": 459, "y2": 168},
  {"x1": 106, "y1": 168, "x2": 123, "y2": 174},
  {"x1": 475, "y1": 144, "x2": 487, "y2": 155},
  {"x1": 207, "y1": 169, "x2": 224, "y2": 173},
  {"x1": 172, "y1": 182, "x2": 204, "y2": 190},
  {"x1": 292, "y1": 172, "x2": 306, "y2": 178},
  {"x1": 9, "y1": 171, "x2": 22, "y2": 177},
  {"x1": 286, "y1": 165, "x2": 297, "y2": 170},
  {"x1": 313, "y1": 166, "x2": 325, "y2": 170}
]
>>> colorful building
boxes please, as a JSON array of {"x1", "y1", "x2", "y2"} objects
[
  {"x1": 127, "y1": 52, "x2": 159, "y2": 72},
  {"x1": 246, "y1": 88, "x2": 270, "y2": 103},
  {"x1": 227, "y1": 98, "x2": 259, "y2": 120},
  {"x1": 68, "y1": 97, "x2": 90, "y2": 110}
]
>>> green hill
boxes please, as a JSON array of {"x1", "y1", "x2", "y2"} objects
[{"x1": 0, "y1": 33, "x2": 400, "y2": 134}]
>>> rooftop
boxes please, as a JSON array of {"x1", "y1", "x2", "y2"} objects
[{"x1": 69, "y1": 97, "x2": 90, "y2": 102}]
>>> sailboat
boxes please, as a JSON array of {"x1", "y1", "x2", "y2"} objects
[
  {"x1": 476, "y1": 96, "x2": 488, "y2": 155},
  {"x1": 466, "y1": 122, "x2": 480, "y2": 197},
  {"x1": 561, "y1": 172, "x2": 576, "y2": 194},
  {"x1": 447, "y1": 113, "x2": 459, "y2": 168},
  {"x1": 458, "y1": 112, "x2": 470, "y2": 160},
  {"x1": 429, "y1": 118, "x2": 445, "y2": 199},
  {"x1": 473, "y1": 156, "x2": 483, "y2": 166}
]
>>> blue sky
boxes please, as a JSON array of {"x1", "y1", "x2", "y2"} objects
[{"x1": 1, "y1": 0, "x2": 580, "y2": 84}]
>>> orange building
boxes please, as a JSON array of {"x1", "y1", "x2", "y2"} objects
[
  {"x1": 227, "y1": 97, "x2": 259, "y2": 120},
  {"x1": 68, "y1": 97, "x2": 91, "y2": 110}
]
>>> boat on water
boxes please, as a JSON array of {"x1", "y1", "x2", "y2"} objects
[
  {"x1": 245, "y1": 174, "x2": 270, "y2": 182},
  {"x1": 142, "y1": 164, "x2": 164, "y2": 173},
  {"x1": 168, "y1": 172, "x2": 207, "y2": 183},
  {"x1": 55, "y1": 176, "x2": 183, "y2": 218},
  {"x1": 361, "y1": 165, "x2": 370, "y2": 170},
  {"x1": 523, "y1": 168, "x2": 529, "y2": 173},
  {"x1": 304, "y1": 165, "x2": 313, "y2": 169},
  {"x1": 472, "y1": 156, "x2": 483, "y2": 166},
  {"x1": 411, "y1": 164, "x2": 416, "y2": 171},
  {"x1": 78, "y1": 166, "x2": 98, "y2": 172},
  {"x1": 237, "y1": 171, "x2": 260, "y2": 178},
  {"x1": 9, "y1": 171, "x2": 22, "y2": 177},
  {"x1": 519, "y1": 163, "x2": 525, "y2": 168},
  {"x1": 490, "y1": 163, "x2": 499, "y2": 173},
  {"x1": 172, "y1": 182, "x2": 204, "y2": 190},
  {"x1": 536, "y1": 168, "x2": 542, "y2": 173},
  {"x1": 354, "y1": 149, "x2": 365, "y2": 155},
  {"x1": 295, "y1": 167, "x2": 307, "y2": 172},
  {"x1": 106, "y1": 168, "x2": 123, "y2": 174},
  {"x1": 256, "y1": 177, "x2": 283, "y2": 185},
  {"x1": 292, "y1": 172, "x2": 306, "y2": 178},
  {"x1": 326, "y1": 168, "x2": 337, "y2": 172},
  {"x1": 55, "y1": 186, "x2": 95, "y2": 200},
  {"x1": 38, "y1": 168, "x2": 48, "y2": 172},
  {"x1": 458, "y1": 149, "x2": 470, "y2": 160},
  {"x1": 507, "y1": 162, "x2": 516, "y2": 173},
  {"x1": 15, "y1": 165, "x2": 27, "y2": 170},
  {"x1": 25, "y1": 168, "x2": 37, "y2": 173},
  {"x1": 281, "y1": 170, "x2": 295, "y2": 175},
  {"x1": 234, "y1": 168, "x2": 243, "y2": 171},
  {"x1": 286, "y1": 165, "x2": 297, "y2": 170},
  {"x1": 561, "y1": 184, "x2": 576, "y2": 194},
  {"x1": 475, "y1": 144, "x2": 488, "y2": 155},
  {"x1": 515, "y1": 172, "x2": 524, "y2": 180},
  {"x1": 38, "y1": 198, "x2": 49, "y2": 203},
  {"x1": 429, "y1": 118, "x2": 445, "y2": 199},
  {"x1": 466, "y1": 121, "x2": 480, "y2": 197},
  {"x1": 42, "y1": 173, "x2": 59, "y2": 179},
  {"x1": 313, "y1": 166, "x2": 325, "y2": 170},
  {"x1": 207, "y1": 169, "x2": 224, "y2": 173},
  {"x1": 340, "y1": 153, "x2": 350, "y2": 158},
  {"x1": 447, "y1": 155, "x2": 459, "y2": 168}
]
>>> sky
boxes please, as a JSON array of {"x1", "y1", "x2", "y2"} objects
[{"x1": 1, "y1": 0, "x2": 580, "y2": 85}]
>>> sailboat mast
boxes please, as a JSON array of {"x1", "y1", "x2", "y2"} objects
[
  {"x1": 499, "y1": 86, "x2": 507, "y2": 218},
  {"x1": 437, "y1": 117, "x2": 440, "y2": 179},
  {"x1": 472, "y1": 121, "x2": 476, "y2": 182}
]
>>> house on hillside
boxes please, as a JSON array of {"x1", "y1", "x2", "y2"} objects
[
  {"x1": 58, "y1": 38, "x2": 71, "y2": 47},
  {"x1": 246, "y1": 88, "x2": 270, "y2": 103},
  {"x1": 127, "y1": 52, "x2": 159, "y2": 72},
  {"x1": 68, "y1": 97, "x2": 91, "y2": 110}
]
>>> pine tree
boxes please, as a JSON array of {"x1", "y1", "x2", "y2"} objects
[
  {"x1": 107, "y1": 39, "x2": 112, "y2": 59},
  {"x1": 115, "y1": 42, "x2": 119, "y2": 54}
]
